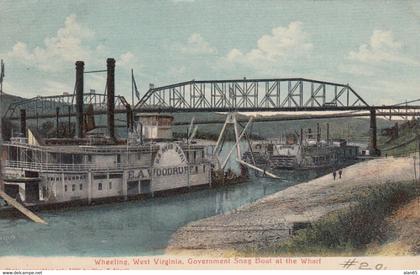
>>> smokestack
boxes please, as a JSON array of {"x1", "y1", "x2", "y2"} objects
[
  {"x1": 75, "y1": 61, "x2": 84, "y2": 138},
  {"x1": 106, "y1": 58, "x2": 116, "y2": 140},
  {"x1": 20, "y1": 109, "x2": 26, "y2": 137},
  {"x1": 56, "y1": 107, "x2": 60, "y2": 137},
  {"x1": 316, "y1": 123, "x2": 320, "y2": 143},
  {"x1": 326, "y1": 123, "x2": 330, "y2": 143},
  {"x1": 68, "y1": 106, "x2": 71, "y2": 137},
  {"x1": 126, "y1": 104, "x2": 133, "y2": 130},
  {"x1": 300, "y1": 128, "x2": 303, "y2": 145}
]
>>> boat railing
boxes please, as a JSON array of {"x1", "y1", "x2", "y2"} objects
[
  {"x1": 2, "y1": 159, "x2": 212, "y2": 173},
  {"x1": 2, "y1": 160, "x2": 135, "y2": 172}
]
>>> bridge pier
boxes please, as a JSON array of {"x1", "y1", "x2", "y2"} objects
[{"x1": 368, "y1": 108, "x2": 380, "y2": 156}]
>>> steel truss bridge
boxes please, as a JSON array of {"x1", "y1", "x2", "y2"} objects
[
  {"x1": 3, "y1": 78, "x2": 420, "y2": 120},
  {"x1": 4, "y1": 92, "x2": 130, "y2": 120},
  {"x1": 136, "y1": 78, "x2": 370, "y2": 112}
]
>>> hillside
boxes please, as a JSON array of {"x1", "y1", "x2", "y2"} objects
[
  {"x1": 380, "y1": 119, "x2": 419, "y2": 156},
  {"x1": 0, "y1": 93, "x2": 25, "y2": 116},
  {"x1": 173, "y1": 114, "x2": 394, "y2": 142}
]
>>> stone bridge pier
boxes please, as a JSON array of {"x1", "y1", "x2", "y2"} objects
[{"x1": 369, "y1": 108, "x2": 381, "y2": 156}]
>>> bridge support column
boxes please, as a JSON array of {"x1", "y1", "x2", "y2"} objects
[{"x1": 369, "y1": 108, "x2": 380, "y2": 156}]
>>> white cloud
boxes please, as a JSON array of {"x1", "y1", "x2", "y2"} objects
[
  {"x1": 7, "y1": 14, "x2": 95, "y2": 71},
  {"x1": 117, "y1": 51, "x2": 139, "y2": 69},
  {"x1": 224, "y1": 21, "x2": 313, "y2": 69},
  {"x1": 179, "y1": 33, "x2": 216, "y2": 55},
  {"x1": 348, "y1": 30, "x2": 419, "y2": 66}
]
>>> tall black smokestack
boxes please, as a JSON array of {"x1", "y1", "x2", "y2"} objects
[
  {"x1": 75, "y1": 61, "x2": 84, "y2": 138},
  {"x1": 20, "y1": 109, "x2": 26, "y2": 137},
  {"x1": 326, "y1": 123, "x2": 330, "y2": 143},
  {"x1": 316, "y1": 123, "x2": 320, "y2": 143},
  {"x1": 106, "y1": 58, "x2": 115, "y2": 140}
]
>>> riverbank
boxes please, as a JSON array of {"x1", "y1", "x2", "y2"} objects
[
  {"x1": 166, "y1": 156, "x2": 419, "y2": 256},
  {"x1": 366, "y1": 196, "x2": 420, "y2": 255}
]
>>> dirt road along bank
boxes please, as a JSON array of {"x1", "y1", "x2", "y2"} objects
[{"x1": 167, "y1": 157, "x2": 418, "y2": 255}]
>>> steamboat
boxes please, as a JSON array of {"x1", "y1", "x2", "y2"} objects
[
  {"x1": 244, "y1": 124, "x2": 359, "y2": 170},
  {"x1": 0, "y1": 59, "x2": 247, "y2": 211}
]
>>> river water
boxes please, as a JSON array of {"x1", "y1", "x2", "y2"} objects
[{"x1": 0, "y1": 168, "x2": 331, "y2": 257}]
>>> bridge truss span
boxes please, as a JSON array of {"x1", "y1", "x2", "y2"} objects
[
  {"x1": 4, "y1": 92, "x2": 130, "y2": 119},
  {"x1": 136, "y1": 78, "x2": 370, "y2": 112}
]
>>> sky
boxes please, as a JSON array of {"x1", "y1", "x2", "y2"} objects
[{"x1": 0, "y1": 0, "x2": 420, "y2": 106}]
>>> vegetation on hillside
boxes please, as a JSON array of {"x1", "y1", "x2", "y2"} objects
[
  {"x1": 241, "y1": 181, "x2": 417, "y2": 256},
  {"x1": 379, "y1": 119, "x2": 419, "y2": 157}
]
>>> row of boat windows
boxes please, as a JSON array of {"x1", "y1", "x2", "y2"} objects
[
  {"x1": 87, "y1": 151, "x2": 206, "y2": 162},
  {"x1": 48, "y1": 175, "x2": 87, "y2": 182},
  {"x1": 64, "y1": 182, "x2": 113, "y2": 192},
  {"x1": 135, "y1": 151, "x2": 205, "y2": 160},
  {"x1": 47, "y1": 165, "x2": 207, "y2": 184}
]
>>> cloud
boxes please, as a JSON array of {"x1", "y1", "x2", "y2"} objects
[
  {"x1": 7, "y1": 14, "x2": 95, "y2": 71},
  {"x1": 117, "y1": 51, "x2": 139, "y2": 68},
  {"x1": 179, "y1": 33, "x2": 216, "y2": 55},
  {"x1": 347, "y1": 30, "x2": 419, "y2": 66},
  {"x1": 224, "y1": 21, "x2": 313, "y2": 70}
]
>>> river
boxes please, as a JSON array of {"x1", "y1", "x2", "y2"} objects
[{"x1": 0, "y1": 168, "x2": 330, "y2": 256}]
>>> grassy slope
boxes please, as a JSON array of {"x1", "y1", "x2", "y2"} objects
[
  {"x1": 379, "y1": 120, "x2": 419, "y2": 156},
  {"x1": 239, "y1": 181, "x2": 417, "y2": 256}
]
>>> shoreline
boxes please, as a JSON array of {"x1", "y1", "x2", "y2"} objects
[{"x1": 166, "y1": 156, "x2": 418, "y2": 256}]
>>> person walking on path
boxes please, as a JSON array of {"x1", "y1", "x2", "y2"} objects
[
  {"x1": 338, "y1": 169, "x2": 343, "y2": 179},
  {"x1": 333, "y1": 170, "x2": 337, "y2": 180}
]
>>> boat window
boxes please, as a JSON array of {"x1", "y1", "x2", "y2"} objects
[
  {"x1": 203, "y1": 165, "x2": 206, "y2": 172},
  {"x1": 64, "y1": 185, "x2": 67, "y2": 192},
  {"x1": 117, "y1": 155, "x2": 121, "y2": 163},
  {"x1": 79, "y1": 184, "x2": 83, "y2": 190},
  {"x1": 56, "y1": 177, "x2": 59, "y2": 181},
  {"x1": 195, "y1": 166, "x2": 198, "y2": 173},
  {"x1": 109, "y1": 174, "x2": 122, "y2": 179},
  {"x1": 72, "y1": 184, "x2": 75, "y2": 191},
  {"x1": 202, "y1": 151, "x2": 204, "y2": 158},
  {"x1": 109, "y1": 182, "x2": 112, "y2": 189},
  {"x1": 98, "y1": 183, "x2": 102, "y2": 191},
  {"x1": 193, "y1": 151, "x2": 196, "y2": 160}
]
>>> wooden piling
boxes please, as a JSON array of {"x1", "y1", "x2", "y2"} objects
[{"x1": 0, "y1": 189, "x2": 47, "y2": 225}]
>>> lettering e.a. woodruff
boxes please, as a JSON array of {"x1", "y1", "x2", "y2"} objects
[{"x1": 128, "y1": 165, "x2": 193, "y2": 180}]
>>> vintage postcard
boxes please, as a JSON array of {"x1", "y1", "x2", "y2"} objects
[{"x1": 0, "y1": 0, "x2": 419, "y2": 273}]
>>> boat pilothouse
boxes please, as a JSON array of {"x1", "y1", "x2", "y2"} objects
[{"x1": 1, "y1": 114, "x2": 212, "y2": 207}]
